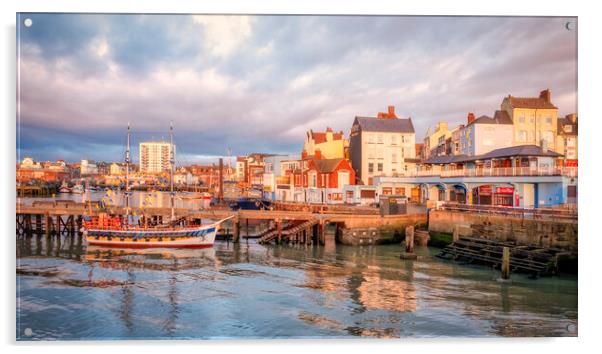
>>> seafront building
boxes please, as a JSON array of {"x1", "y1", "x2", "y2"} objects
[
  {"x1": 303, "y1": 127, "x2": 348, "y2": 159},
  {"x1": 556, "y1": 113, "x2": 578, "y2": 166},
  {"x1": 500, "y1": 89, "x2": 559, "y2": 151},
  {"x1": 458, "y1": 111, "x2": 514, "y2": 156},
  {"x1": 139, "y1": 141, "x2": 175, "y2": 174},
  {"x1": 80, "y1": 159, "x2": 98, "y2": 175},
  {"x1": 349, "y1": 105, "x2": 417, "y2": 185}
]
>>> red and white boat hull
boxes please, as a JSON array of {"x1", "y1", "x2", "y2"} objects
[{"x1": 83, "y1": 223, "x2": 220, "y2": 249}]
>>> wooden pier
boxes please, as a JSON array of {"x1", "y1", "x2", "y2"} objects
[
  {"x1": 436, "y1": 236, "x2": 571, "y2": 277},
  {"x1": 16, "y1": 201, "x2": 421, "y2": 246}
]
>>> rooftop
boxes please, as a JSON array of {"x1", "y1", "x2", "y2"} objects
[
  {"x1": 422, "y1": 145, "x2": 562, "y2": 164},
  {"x1": 353, "y1": 116, "x2": 415, "y2": 133}
]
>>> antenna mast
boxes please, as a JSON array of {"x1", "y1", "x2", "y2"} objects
[
  {"x1": 170, "y1": 122, "x2": 175, "y2": 222},
  {"x1": 125, "y1": 123, "x2": 131, "y2": 223}
]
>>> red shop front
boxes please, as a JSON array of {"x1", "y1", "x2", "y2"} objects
[{"x1": 493, "y1": 186, "x2": 514, "y2": 206}]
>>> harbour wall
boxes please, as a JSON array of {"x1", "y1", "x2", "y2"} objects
[
  {"x1": 337, "y1": 214, "x2": 427, "y2": 246},
  {"x1": 428, "y1": 209, "x2": 578, "y2": 251}
]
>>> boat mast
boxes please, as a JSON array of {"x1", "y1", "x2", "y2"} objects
[
  {"x1": 170, "y1": 122, "x2": 175, "y2": 222},
  {"x1": 125, "y1": 123, "x2": 131, "y2": 223}
]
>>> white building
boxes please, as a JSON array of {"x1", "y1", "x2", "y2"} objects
[
  {"x1": 139, "y1": 142, "x2": 175, "y2": 174},
  {"x1": 80, "y1": 159, "x2": 98, "y2": 175},
  {"x1": 459, "y1": 111, "x2": 514, "y2": 156},
  {"x1": 349, "y1": 106, "x2": 416, "y2": 185},
  {"x1": 20, "y1": 157, "x2": 41, "y2": 169},
  {"x1": 109, "y1": 163, "x2": 126, "y2": 175}
]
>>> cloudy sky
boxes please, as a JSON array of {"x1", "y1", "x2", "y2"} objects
[{"x1": 17, "y1": 14, "x2": 577, "y2": 164}]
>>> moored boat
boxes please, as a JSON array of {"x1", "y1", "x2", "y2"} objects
[
  {"x1": 71, "y1": 184, "x2": 84, "y2": 194},
  {"x1": 58, "y1": 181, "x2": 71, "y2": 193},
  {"x1": 81, "y1": 123, "x2": 232, "y2": 249},
  {"x1": 82, "y1": 214, "x2": 232, "y2": 248}
]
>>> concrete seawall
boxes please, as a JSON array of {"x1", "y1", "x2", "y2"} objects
[
  {"x1": 428, "y1": 210, "x2": 578, "y2": 251},
  {"x1": 337, "y1": 214, "x2": 427, "y2": 246}
]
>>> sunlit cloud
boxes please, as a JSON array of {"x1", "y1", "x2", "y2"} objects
[{"x1": 17, "y1": 14, "x2": 577, "y2": 163}]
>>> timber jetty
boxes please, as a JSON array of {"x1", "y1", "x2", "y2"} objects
[{"x1": 16, "y1": 200, "x2": 426, "y2": 246}]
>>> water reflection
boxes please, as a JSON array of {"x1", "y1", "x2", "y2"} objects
[{"x1": 16, "y1": 235, "x2": 577, "y2": 339}]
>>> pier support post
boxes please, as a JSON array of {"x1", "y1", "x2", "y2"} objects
[
  {"x1": 317, "y1": 219, "x2": 326, "y2": 245},
  {"x1": 501, "y1": 247, "x2": 511, "y2": 280},
  {"x1": 45, "y1": 213, "x2": 51, "y2": 238},
  {"x1": 276, "y1": 219, "x2": 282, "y2": 244},
  {"x1": 246, "y1": 218, "x2": 249, "y2": 239},
  {"x1": 25, "y1": 215, "x2": 32, "y2": 237},
  {"x1": 405, "y1": 226, "x2": 415, "y2": 254},
  {"x1": 76, "y1": 215, "x2": 83, "y2": 236},
  {"x1": 35, "y1": 214, "x2": 42, "y2": 235},
  {"x1": 55, "y1": 215, "x2": 61, "y2": 236},
  {"x1": 233, "y1": 216, "x2": 240, "y2": 243},
  {"x1": 453, "y1": 225, "x2": 460, "y2": 243},
  {"x1": 400, "y1": 225, "x2": 417, "y2": 260}
]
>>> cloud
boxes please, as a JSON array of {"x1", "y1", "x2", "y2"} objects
[
  {"x1": 17, "y1": 14, "x2": 577, "y2": 163},
  {"x1": 192, "y1": 15, "x2": 255, "y2": 58}
]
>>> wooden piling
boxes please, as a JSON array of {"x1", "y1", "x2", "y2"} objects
[
  {"x1": 45, "y1": 213, "x2": 51, "y2": 237},
  {"x1": 453, "y1": 225, "x2": 460, "y2": 243},
  {"x1": 55, "y1": 215, "x2": 61, "y2": 236},
  {"x1": 501, "y1": 246, "x2": 511, "y2": 280},
  {"x1": 233, "y1": 216, "x2": 240, "y2": 243},
  {"x1": 400, "y1": 225, "x2": 417, "y2": 260},
  {"x1": 276, "y1": 219, "x2": 282, "y2": 244}
]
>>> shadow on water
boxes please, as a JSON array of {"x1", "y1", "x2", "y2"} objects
[{"x1": 16, "y1": 234, "x2": 577, "y2": 340}]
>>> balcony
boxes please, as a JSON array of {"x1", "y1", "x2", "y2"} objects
[{"x1": 407, "y1": 166, "x2": 577, "y2": 178}]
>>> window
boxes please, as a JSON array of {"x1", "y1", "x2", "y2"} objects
[
  {"x1": 528, "y1": 131, "x2": 534, "y2": 142},
  {"x1": 367, "y1": 134, "x2": 375, "y2": 144},
  {"x1": 392, "y1": 153, "x2": 397, "y2": 163},
  {"x1": 546, "y1": 116, "x2": 553, "y2": 125},
  {"x1": 564, "y1": 125, "x2": 573, "y2": 133},
  {"x1": 518, "y1": 130, "x2": 527, "y2": 142},
  {"x1": 368, "y1": 163, "x2": 374, "y2": 173},
  {"x1": 377, "y1": 134, "x2": 384, "y2": 144},
  {"x1": 401, "y1": 147, "x2": 405, "y2": 157},
  {"x1": 529, "y1": 114, "x2": 535, "y2": 124},
  {"x1": 519, "y1": 115, "x2": 525, "y2": 124},
  {"x1": 391, "y1": 135, "x2": 397, "y2": 145},
  {"x1": 368, "y1": 147, "x2": 375, "y2": 159},
  {"x1": 377, "y1": 163, "x2": 383, "y2": 172},
  {"x1": 376, "y1": 148, "x2": 384, "y2": 159}
]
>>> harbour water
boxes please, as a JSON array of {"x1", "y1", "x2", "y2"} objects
[{"x1": 17, "y1": 232, "x2": 577, "y2": 339}]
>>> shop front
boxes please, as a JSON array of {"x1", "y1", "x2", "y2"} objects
[{"x1": 493, "y1": 186, "x2": 514, "y2": 206}]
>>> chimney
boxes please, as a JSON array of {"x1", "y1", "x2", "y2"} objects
[
  {"x1": 387, "y1": 106, "x2": 397, "y2": 118},
  {"x1": 377, "y1": 105, "x2": 397, "y2": 119},
  {"x1": 540, "y1": 138, "x2": 548, "y2": 152},
  {"x1": 467, "y1": 112, "x2": 475, "y2": 124},
  {"x1": 567, "y1": 113, "x2": 577, "y2": 124},
  {"x1": 325, "y1": 127, "x2": 333, "y2": 141},
  {"x1": 315, "y1": 148, "x2": 322, "y2": 160},
  {"x1": 539, "y1": 89, "x2": 551, "y2": 103}
]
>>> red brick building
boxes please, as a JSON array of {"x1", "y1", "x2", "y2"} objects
[{"x1": 292, "y1": 149, "x2": 355, "y2": 189}]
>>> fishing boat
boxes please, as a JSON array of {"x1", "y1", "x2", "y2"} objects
[
  {"x1": 58, "y1": 181, "x2": 71, "y2": 193},
  {"x1": 178, "y1": 192, "x2": 212, "y2": 200},
  {"x1": 71, "y1": 184, "x2": 84, "y2": 194},
  {"x1": 81, "y1": 123, "x2": 232, "y2": 249}
]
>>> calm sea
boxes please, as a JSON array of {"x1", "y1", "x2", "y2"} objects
[{"x1": 16, "y1": 232, "x2": 577, "y2": 340}]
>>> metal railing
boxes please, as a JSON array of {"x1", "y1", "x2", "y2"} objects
[
  {"x1": 438, "y1": 202, "x2": 578, "y2": 220},
  {"x1": 405, "y1": 166, "x2": 577, "y2": 178}
]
